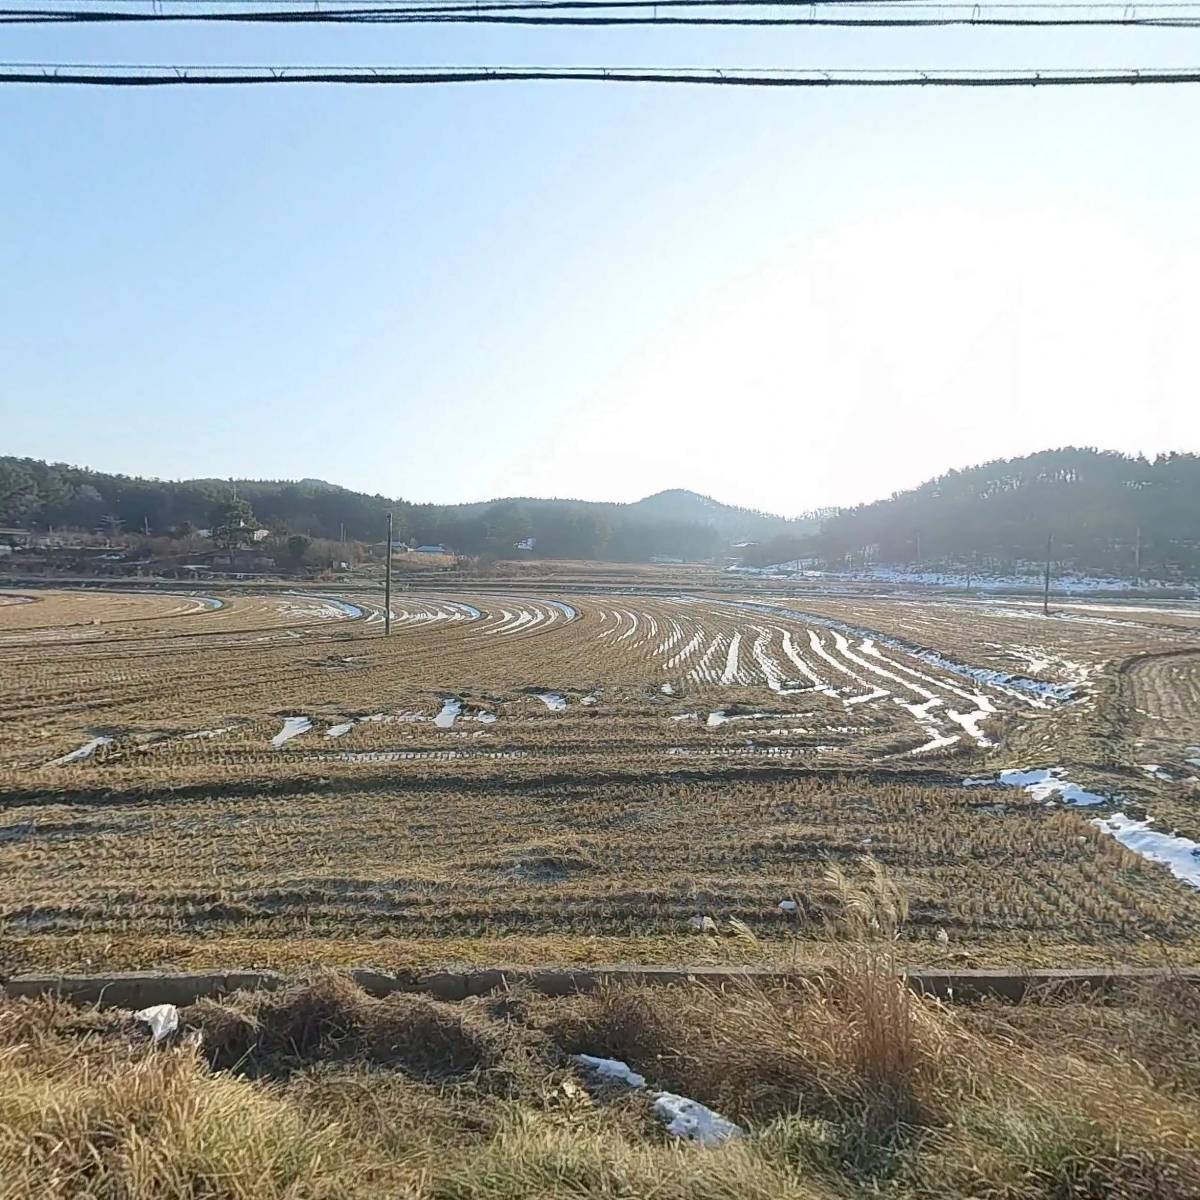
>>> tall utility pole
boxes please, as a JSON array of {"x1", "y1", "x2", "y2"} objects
[
  {"x1": 1042, "y1": 532, "x2": 1053, "y2": 616},
  {"x1": 384, "y1": 512, "x2": 393, "y2": 637},
  {"x1": 1134, "y1": 526, "x2": 1143, "y2": 588}
]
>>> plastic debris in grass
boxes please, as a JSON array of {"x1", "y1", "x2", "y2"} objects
[
  {"x1": 135, "y1": 1003, "x2": 179, "y2": 1042},
  {"x1": 271, "y1": 716, "x2": 312, "y2": 748},
  {"x1": 47, "y1": 736, "x2": 114, "y2": 767},
  {"x1": 689, "y1": 914, "x2": 717, "y2": 933}
]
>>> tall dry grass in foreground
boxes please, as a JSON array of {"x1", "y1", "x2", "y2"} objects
[
  {"x1": 2, "y1": 861, "x2": 1198, "y2": 1199},
  {"x1": 2, "y1": 962, "x2": 1198, "y2": 1200}
]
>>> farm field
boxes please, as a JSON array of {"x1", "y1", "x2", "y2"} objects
[{"x1": 2, "y1": 582, "x2": 1199, "y2": 973}]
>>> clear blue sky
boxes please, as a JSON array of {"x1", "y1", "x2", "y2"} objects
[{"x1": 3, "y1": 17, "x2": 1199, "y2": 515}]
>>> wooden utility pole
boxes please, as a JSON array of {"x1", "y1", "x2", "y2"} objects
[
  {"x1": 1042, "y1": 532, "x2": 1053, "y2": 616},
  {"x1": 1134, "y1": 526, "x2": 1142, "y2": 587},
  {"x1": 384, "y1": 511, "x2": 393, "y2": 637}
]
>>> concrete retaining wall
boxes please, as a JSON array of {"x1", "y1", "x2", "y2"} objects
[{"x1": 4, "y1": 965, "x2": 1197, "y2": 1009}]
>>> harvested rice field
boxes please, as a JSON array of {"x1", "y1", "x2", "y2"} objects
[{"x1": 2, "y1": 583, "x2": 1200, "y2": 972}]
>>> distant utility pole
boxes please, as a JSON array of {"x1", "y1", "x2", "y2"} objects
[
  {"x1": 1042, "y1": 532, "x2": 1053, "y2": 616},
  {"x1": 384, "y1": 511, "x2": 393, "y2": 637},
  {"x1": 1134, "y1": 526, "x2": 1143, "y2": 588},
  {"x1": 339, "y1": 522, "x2": 345, "y2": 545}
]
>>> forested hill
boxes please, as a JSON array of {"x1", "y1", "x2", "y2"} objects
[
  {"x1": 746, "y1": 448, "x2": 1200, "y2": 576},
  {"x1": 0, "y1": 457, "x2": 812, "y2": 561}
]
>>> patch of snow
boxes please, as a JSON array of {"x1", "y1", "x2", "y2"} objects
[
  {"x1": 720, "y1": 631, "x2": 743, "y2": 685},
  {"x1": 689, "y1": 914, "x2": 717, "y2": 932},
  {"x1": 660, "y1": 682, "x2": 675, "y2": 695},
  {"x1": 574, "y1": 1055, "x2": 647, "y2": 1089},
  {"x1": 581, "y1": 691, "x2": 601, "y2": 706},
  {"x1": 778, "y1": 899, "x2": 798, "y2": 913},
  {"x1": 671, "y1": 712, "x2": 699, "y2": 722},
  {"x1": 570, "y1": 1052, "x2": 742, "y2": 1147},
  {"x1": 1095, "y1": 813, "x2": 1200, "y2": 888},
  {"x1": 180, "y1": 725, "x2": 237, "y2": 742},
  {"x1": 725, "y1": 599, "x2": 1076, "y2": 706},
  {"x1": 707, "y1": 710, "x2": 771, "y2": 727},
  {"x1": 47, "y1": 736, "x2": 114, "y2": 767},
  {"x1": 434, "y1": 698, "x2": 463, "y2": 729},
  {"x1": 908, "y1": 730, "x2": 960, "y2": 755},
  {"x1": 325, "y1": 721, "x2": 356, "y2": 739},
  {"x1": 1139, "y1": 764, "x2": 1173, "y2": 782},
  {"x1": 535, "y1": 692, "x2": 567, "y2": 711},
  {"x1": 271, "y1": 717, "x2": 312, "y2": 747},
  {"x1": 653, "y1": 1092, "x2": 744, "y2": 1146},
  {"x1": 964, "y1": 767, "x2": 1108, "y2": 807},
  {"x1": 473, "y1": 711, "x2": 498, "y2": 724}
]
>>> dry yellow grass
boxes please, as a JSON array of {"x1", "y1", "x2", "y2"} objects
[
  {"x1": 2, "y1": 962, "x2": 1198, "y2": 1200},
  {"x1": 1, "y1": 584, "x2": 1198, "y2": 972}
]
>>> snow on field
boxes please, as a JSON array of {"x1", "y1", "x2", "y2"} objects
[
  {"x1": 708, "y1": 710, "x2": 761, "y2": 726},
  {"x1": 277, "y1": 596, "x2": 360, "y2": 622},
  {"x1": 653, "y1": 1093, "x2": 744, "y2": 1146},
  {"x1": 1139, "y1": 764, "x2": 1173, "y2": 781},
  {"x1": 749, "y1": 627, "x2": 787, "y2": 692},
  {"x1": 48, "y1": 736, "x2": 114, "y2": 766},
  {"x1": 964, "y1": 767, "x2": 1107, "y2": 807},
  {"x1": 271, "y1": 717, "x2": 312, "y2": 747},
  {"x1": 574, "y1": 1055, "x2": 647, "y2": 1088},
  {"x1": 727, "y1": 600, "x2": 1076, "y2": 705},
  {"x1": 1095, "y1": 813, "x2": 1200, "y2": 888},
  {"x1": 572, "y1": 1056, "x2": 742, "y2": 1145},
  {"x1": 690, "y1": 634, "x2": 725, "y2": 684},
  {"x1": 325, "y1": 721, "x2": 356, "y2": 739},
  {"x1": 779, "y1": 630, "x2": 835, "y2": 693},
  {"x1": 434, "y1": 699, "x2": 463, "y2": 729},
  {"x1": 544, "y1": 600, "x2": 577, "y2": 620},
  {"x1": 535, "y1": 692, "x2": 567, "y2": 711},
  {"x1": 180, "y1": 725, "x2": 237, "y2": 741},
  {"x1": 729, "y1": 563, "x2": 1198, "y2": 595},
  {"x1": 666, "y1": 629, "x2": 704, "y2": 670},
  {"x1": 720, "y1": 631, "x2": 743, "y2": 685}
]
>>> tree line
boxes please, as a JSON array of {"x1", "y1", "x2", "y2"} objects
[
  {"x1": 0, "y1": 458, "x2": 804, "y2": 562},
  {"x1": 742, "y1": 448, "x2": 1200, "y2": 578}
]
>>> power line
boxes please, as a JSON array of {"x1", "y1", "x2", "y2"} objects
[
  {"x1": 9, "y1": 3, "x2": 1200, "y2": 21},
  {"x1": 4, "y1": 62, "x2": 1200, "y2": 84}
]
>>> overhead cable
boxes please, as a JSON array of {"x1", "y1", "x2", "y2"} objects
[{"x1": 4, "y1": 62, "x2": 1200, "y2": 84}]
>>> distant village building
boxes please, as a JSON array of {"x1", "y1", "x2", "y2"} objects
[
  {"x1": 0, "y1": 528, "x2": 32, "y2": 549},
  {"x1": 416, "y1": 544, "x2": 450, "y2": 555},
  {"x1": 515, "y1": 537, "x2": 536, "y2": 552},
  {"x1": 251, "y1": 528, "x2": 270, "y2": 542}
]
